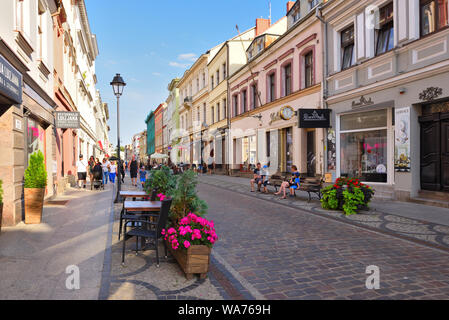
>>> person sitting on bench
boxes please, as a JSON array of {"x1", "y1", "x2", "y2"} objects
[
  {"x1": 275, "y1": 165, "x2": 300, "y2": 199},
  {"x1": 260, "y1": 165, "x2": 270, "y2": 193},
  {"x1": 289, "y1": 166, "x2": 301, "y2": 196},
  {"x1": 250, "y1": 162, "x2": 262, "y2": 192}
]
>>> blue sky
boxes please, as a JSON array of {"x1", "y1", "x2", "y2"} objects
[{"x1": 85, "y1": 0, "x2": 286, "y2": 147}]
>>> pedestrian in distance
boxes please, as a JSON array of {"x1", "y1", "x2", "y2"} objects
[
  {"x1": 101, "y1": 158, "x2": 110, "y2": 185},
  {"x1": 139, "y1": 164, "x2": 147, "y2": 189},
  {"x1": 128, "y1": 155, "x2": 138, "y2": 187},
  {"x1": 119, "y1": 159, "x2": 126, "y2": 183},
  {"x1": 88, "y1": 155, "x2": 95, "y2": 188},
  {"x1": 109, "y1": 161, "x2": 117, "y2": 184},
  {"x1": 76, "y1": 154, "x2": 88, "y2": 189}
]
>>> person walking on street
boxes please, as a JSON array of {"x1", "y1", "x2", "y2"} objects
[
  {"x1": 119, "y1": 159, "x2": 126, "y2": 183},
  {"x1": 139, "y1": 164, "x2": 147, "y2": 189},
  {"x1": 101, "y1": 158, "x2": 110, "y2": 185},
  {"x1": 88, "y1": 156, "x2": 95, "y2": 188},
  {"x1": 76, "y1": 154, "x2": 88, "y2": 189},
  {"x1": 109, "y1": 161, "x2": 117, "y2": 184},
  {"x1": 128, "y1": 155, "x2": 138, "y2": 187}
]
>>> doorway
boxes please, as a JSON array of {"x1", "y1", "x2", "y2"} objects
[
  {"x1": 307, "y1": 130, "x2": 316, "y2": 177},
  {"x1": 419, "y1": 111, "x2": 449, "y2": 192}
]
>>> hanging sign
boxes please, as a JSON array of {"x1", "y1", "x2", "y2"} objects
[
  {"x1": 394, "y1": 107, "x2": 411, "y2": 172},
  {"x1": 299, "y1": 109, "x2": 331, "y2": 128},
  {"x1": 54, "y1": 111, "x2": 81, "y2": 129},
  {"x1": 0, "y1": 54, "x2": 22, "y2": 104}
]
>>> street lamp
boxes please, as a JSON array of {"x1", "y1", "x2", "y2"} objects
[
  {"x1": 111, "y1": 73, "x2": 126, "y2": 203},
  {"x1": 200, "y1": 122, "x2": 208, "y2": 173}
]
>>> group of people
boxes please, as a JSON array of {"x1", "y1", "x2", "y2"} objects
[
  {"x1": 76, "y1": 154, "x2": 122, "y2": 189},
  {"x1": 250, "y1": 163, "x2": 301, "y2": 199}
]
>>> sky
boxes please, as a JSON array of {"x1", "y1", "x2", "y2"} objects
[{"x1": 85, "y1": 0, "x2": 286, "y2": 147}]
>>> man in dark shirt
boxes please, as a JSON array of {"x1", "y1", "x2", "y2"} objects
[{"x1": 250, "y1": 162, "x2": 262, "y2": 192}]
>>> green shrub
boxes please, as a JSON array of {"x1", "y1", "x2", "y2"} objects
[
  {"x1": 144, "y1": 165, "x2": 177, "y2": 195},
  {"x1": 168, "y1": 170, "x2": 208, "y2": 225},
  {"x1": 0, "y1": 179, "x2": 3, "y2": 204},
  {"x1": 24, "y1": 151, "x2": 47, "y2": 189}
]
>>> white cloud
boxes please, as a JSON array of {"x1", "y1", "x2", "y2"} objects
[
  {"x1": 152, "y1": 72, "x2": 161, "y2": 76},
  {"x1": 178, "y1": 53, "x2": 198, "y2": 62},
  {"x1": 169, "y1": 61, "x2": 190, "y2": 68}
]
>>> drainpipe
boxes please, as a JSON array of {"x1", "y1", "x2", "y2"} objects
[{"x1": 316, "y1": 4, "x2": 329, "y2": 178}]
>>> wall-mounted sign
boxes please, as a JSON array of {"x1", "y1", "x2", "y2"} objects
[
  {"x1": 299, "y1": 109, "x2": 331, "y2": 128},
  {"x1": 55, "y1": 111, "x2": 80, "y2": 129},
  {"x1": 394, "y1": 107, "x2": 411, "y2": 172},
  {"x1": 0, "y1": 54, "x2": 22, "y2": 104}
]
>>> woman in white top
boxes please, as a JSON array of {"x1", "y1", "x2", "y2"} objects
[
  {"x1": 109, "y1": 161, "x2": 117, "y2": 184},
  {"x1": 101, "y1": 158, "x2": 110, "y2": 185}
]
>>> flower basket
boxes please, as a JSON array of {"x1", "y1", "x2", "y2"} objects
[
  {"x1": 321, "y1": 177, "x2": 375, "y2": 216},
  {"x1": 167, "y1": 243, "x2": 211, "y2": 280},
  {"x1": 163, "y1": 212, "x2": 217, "y2": 279}
]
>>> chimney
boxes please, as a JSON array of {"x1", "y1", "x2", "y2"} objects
[
  {"x1": 287, "y1": 1, "x2": 295, "y2": 14},
  {"x1": 255, "y1": 18, "x2": 271, "y2": 36}
]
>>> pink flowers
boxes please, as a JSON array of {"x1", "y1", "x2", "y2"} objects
[
  {"x1": 162, "y1": 212, "x2": 218, "y2": 251},
  {"x1": 157, "y1": 193, "x2": 166, "y2": 201}
]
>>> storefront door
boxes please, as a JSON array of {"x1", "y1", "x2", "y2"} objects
[
  {"x1": 307, "y1": 130, "x2": 316, "y2": 177},
  {"x1": 419, "y1": 111, "x2": 449, "y2": 192}
]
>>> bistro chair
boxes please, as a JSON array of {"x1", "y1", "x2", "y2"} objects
[
  {"x1": 118, "y1": 188, "x2": 157, "y2": 240},
  {"x1": 121, "y1": 198, "x2": 172, "y2": 267}
]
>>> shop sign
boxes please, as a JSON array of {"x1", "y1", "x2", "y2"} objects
[
  {"x1": 55, "y1": 111, "x2": 80, "y2": 129},
  {"x1": 394, "y1": 107, "x2": 411, "y2": 172},
  {"x1": 0, "y1": 54, "x2": 22, "y2": 104},
  {"x1": 299, "y1": 109, "x2": 331, "y2": 128}
]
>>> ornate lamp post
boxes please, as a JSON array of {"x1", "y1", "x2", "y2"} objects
[{"x1": 111, "y1": 74, "x2": 126, "y2": 203}]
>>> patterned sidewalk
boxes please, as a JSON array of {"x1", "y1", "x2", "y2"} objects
[{"x1": 199, "y1": 175, "x2": 449, "y2": 252}]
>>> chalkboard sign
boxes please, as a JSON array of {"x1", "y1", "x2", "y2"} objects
[{"x1": 299, "y1": 109, "x2": 331, "y2": 128}]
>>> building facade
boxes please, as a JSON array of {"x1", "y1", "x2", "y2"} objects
[
  {"x1": 322, "y1": 0, "x2": 449, "y2": 201},
  {"x1": 145, "y1": 111, "x2": 155, "y2": 158}
]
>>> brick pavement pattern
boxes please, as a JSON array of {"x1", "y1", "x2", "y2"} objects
[{"x1": 197, "y1": 176, "x2": 449, "y2": 300}]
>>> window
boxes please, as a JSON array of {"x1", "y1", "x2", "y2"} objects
[
  {"x1": 375, "y1": 2, "x2": 394, "y2": 56},
  {"x1": 216, "y1": 70, "x2": 220, "y2": 84},
  {"x1": 266, "y1": 131, "x2": 271, "y2": 158},
  {"x1": 202, "y1": 72, "x2": 206, "y2": 88},
  {"x1": 292, "y1": 5, "x2": 301, "y2": 23},
  {"x1": 251, "y1": 84, "x2": 258, "y2": 109},
  {"x1": 304, "y1": 52, "x2": 314, "y2": 88},
  {"x1": 203, "y1": 103, "x2": 206, "y2": 123},
  {"x1": 223, "y1": 63, "x2": 226, "y2": 80},
  {"x1": 217, "y1": 102, "x2": 220, "y2": 121},
  {"x1": 211, "y1": 76, "x2": 214, "y2": 89},
  {"x1": 197, "y1": 107, "x2": 200, "y2": 123},
  {"x1": 211, "y1": 106, "x2": 215, "y2": 123},
  {"x1": 196, "y1": 77, "x2": 200, "y2": 92},
  {"x1": 242, "y1": 89, "x2": 248, "y2": 113},
  {"x1": 340, "y1": 109, "x2": 388, "y2": 183},
  {"x1": 223, "y1": 98, "x2": 227, "y2": 119},
  {"x1": 309, "y1": 0, "x2": 319, "y2": 9},
  {"x1": 233, "y1": 95, "x2": 238, "y2": 116},
  {"x1": 257, "y1": 39, "x2": 263, "y2": 52},
  {"x1": 268, "y1": 73, "x2": 276, "y2": 102},
  {"x1": 341, "y1": 25, "x2": 355, "y2": 70},
  {"x1": 420, "y1": 0, "x2": 449, "y2": 36},
  {"x1": 284, "y1": 63, "x2": 292, "y2": 96}
]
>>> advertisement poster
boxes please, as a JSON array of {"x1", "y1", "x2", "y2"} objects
[{"x1": 395, "y1": 107, "x2": 411, "y2": 172}]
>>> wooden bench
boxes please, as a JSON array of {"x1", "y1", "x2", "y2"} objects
[
  {"x1": 268, "y1": 172, "x2": 286, "y2": 193},
  {"x1": 296, "y1": 177, "x2": 323, "y2": 201}
]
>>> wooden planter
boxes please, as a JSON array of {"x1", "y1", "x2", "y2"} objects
[
  {"x1": 168, "y1": 243, "x2": 211, "y2": 280},
  {"x1": 24, "y1": 188, "x2": 45, "y2": 224}
]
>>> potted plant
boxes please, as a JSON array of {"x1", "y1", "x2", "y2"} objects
[
  {"x1": 321, "y1": 177, "x2": 375, "y2": 215},
  {"x1": 0, "y1": 179, "x2": 3, "y2": 232},
  {"x1": 144, "y1": 165, "x2": 177, "y2": 195},
  {"x1": 24, "y1": 151, "x2": 47, "y2": 224},
  {"x1": 162, "y1": 212, "x2": 218, "y2": 279}
]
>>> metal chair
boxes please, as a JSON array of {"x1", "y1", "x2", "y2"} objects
[
  {"x1": 121, "y1": 198, "x2": 172, "y2": 267},
  {"x1": 118, "y1": 188, "x2": 157, "y2": 240}
]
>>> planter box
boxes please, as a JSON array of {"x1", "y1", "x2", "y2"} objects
[
  {"x1": 24, "y1": 188, "x2": 45, "y2": 224},
  {"x1": 168, "y1": 243, "x2": 211, "y2": 280}
]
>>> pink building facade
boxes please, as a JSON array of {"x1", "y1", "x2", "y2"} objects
[{"x1": 229, "y1": 1, "x2": 325, "y2": 176}]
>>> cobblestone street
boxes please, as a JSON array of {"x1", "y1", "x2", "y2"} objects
[{"x1": 197, "y1": 175, "x2": 449, "y2": 300}]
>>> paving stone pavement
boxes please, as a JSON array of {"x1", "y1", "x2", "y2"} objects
[
  {"x1": 101, "y1": 174, "x2": 226, "y2": 300},
  {"x1": 0, "y1": 182, "x2": 114, "y2": 300},
  {"x1": 197, "y1": 175, "x2": 449, "y2": 300}
]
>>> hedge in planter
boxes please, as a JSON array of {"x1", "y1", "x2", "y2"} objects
[
  {"x1": 24, "y1": 151, "x2": 47, "y2": 224},
  {"x1": 321, "y1": 177, "x2": 374, "y2": 216}
]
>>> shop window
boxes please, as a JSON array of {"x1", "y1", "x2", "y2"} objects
[
  {"x1": 27, "y1": 118, "x2": 45, "y2": 164},
  {"x1": 340, "y1": 109, "x2": 388, "y2": 183},
  {"x1": 341, "y1": 25, "x2": 355, "y2": 70},
  {"x1": 420, "y1": 0, "x2": 449, "y2": 36},
  {"x1": 375, "y1": 2, "x2": 394, "y2": 56}
]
